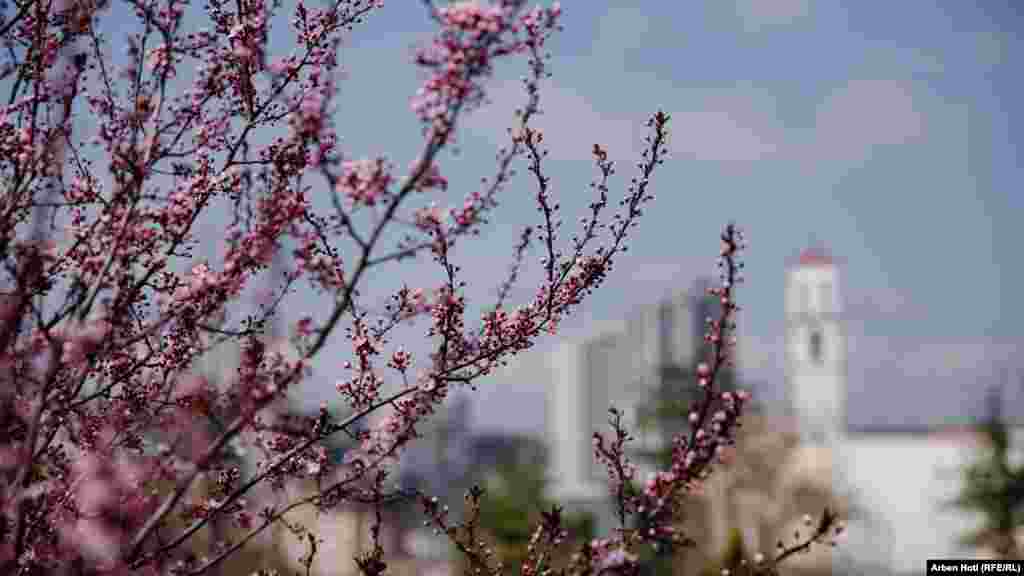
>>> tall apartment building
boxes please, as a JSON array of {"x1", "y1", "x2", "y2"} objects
[{"x1": 544, "y1": 279, "x2": 717, "y2": 526}]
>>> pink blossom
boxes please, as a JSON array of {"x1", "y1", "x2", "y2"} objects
[
  {"x1": 388, "y1": 347, "x2": 412, "y2": 372},
  {"x1": 336, "y1": 157, "x2": 391, "y2": 206},
  {"x1": 0, "y1": 0, "x2": 811, "y2": 572},
  {"x1": 67, "y1": 518, "x2": 122, "y2": 566}
]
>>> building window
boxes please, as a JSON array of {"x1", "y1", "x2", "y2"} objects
[{"x1": 809, "y1": 330, "x2": 823, "y2": 364}]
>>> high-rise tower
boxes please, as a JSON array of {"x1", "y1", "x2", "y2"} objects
[{"x1": 785, "y1": 247, "x2": 846, "y2": 445}]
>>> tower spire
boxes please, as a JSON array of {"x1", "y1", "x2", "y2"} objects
[{"x1": 786, "y1": 244, "x2": 845, "y2": 446}]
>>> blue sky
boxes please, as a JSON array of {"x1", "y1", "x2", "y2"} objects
[
  {"x1": 89, "y1": 1, "x2": 1023, "y2": 433},
  {"x1": 452, "y1": 0, "x2": 1021, "y2": 431}
]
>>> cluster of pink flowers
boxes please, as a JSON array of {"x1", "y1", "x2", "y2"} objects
[
  {"x1": 227, "y1": 0, "x2": 268, "y2": 66},
  {"x1": 290, "y1": 91, "x2": 328, "y2": 140},
  {"x1": 334, "y1": 318, "x2": 387, "y2": 408},
  {"x1": 411, "y1": 0, "x2": 561, "y2": 135},
  {"x1": 0, "y1": 0, "x2": 841, "y2": 574},
  {"x1": 52, "y1": 314, "x2": 112, "y2": 366},
  {"x1": 292, "y1": 231, "x2": 346, "y2": 291},
  {"x1": 414, "y1": 203, "x2": 446, "y2": 232},
  {"x1": 145, "y1": 45, "x2": 177, "y2": 76},
  {"x1": 578, "y1": 225, "x2": 751, "y2": 564},
  {"x1": 58, "y1": 453, "x2": 160, "y2": 572},
  {"x1": 336, "y1": 157, "x2": 393, "y2": 207}
]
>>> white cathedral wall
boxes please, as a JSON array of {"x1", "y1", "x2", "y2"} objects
[
  {"x1": 836, "y1": 434, "x2": 1020, "y2": 573},
  {"x1": 786, "y1": 325, "x2": 844, "y2": 443}
]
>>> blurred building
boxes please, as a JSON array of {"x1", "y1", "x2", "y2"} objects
[
  {"x1": 520, "y1": 244, "x2": 1024, "y2": 575},
  {"x1": 543, "y1": 279, "x2": 717, "y2": 531},
  {"x1": 398, "y1": 392, "x2": 476, "y2": 504},
  {"x1": 779, "y1": 245, "x2": 1024, "y2": 575}
]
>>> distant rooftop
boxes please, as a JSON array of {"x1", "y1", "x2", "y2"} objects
[
  {"x1": 797, "y1": 246, "x2": 834, "y2": 267},
  {"x1": 846, "y1": 422, "x2": 1002, "y2": 439}
]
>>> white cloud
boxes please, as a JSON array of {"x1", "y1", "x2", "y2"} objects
[
  {"x1": 809, "y1": 80, "x2": 925, "y2": 162},
  {"x1": 670, "y1": 107, "x2": 779, "y2": 162},
  {"x1": 664, "y1": 79, "x2": 928, "y2": 166},
  {"x1": 465, "y1": 79, "x2": 644, "y2": 162},
  {"x1": 668, "y1": 92, "x2": 784, "y2": 162}
]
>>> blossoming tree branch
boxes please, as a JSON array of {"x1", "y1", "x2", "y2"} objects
[{"x1": 0, "y1": 0, "x2": 840, "y2": 574}]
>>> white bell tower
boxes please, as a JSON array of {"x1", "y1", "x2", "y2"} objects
[{"x1": 785, "y1": 246, "x2": 846, "y2": 446}]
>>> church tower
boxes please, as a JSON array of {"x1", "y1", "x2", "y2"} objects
[{"x1": 785, "y1": 246, "x2": 846, "y2": 446}]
